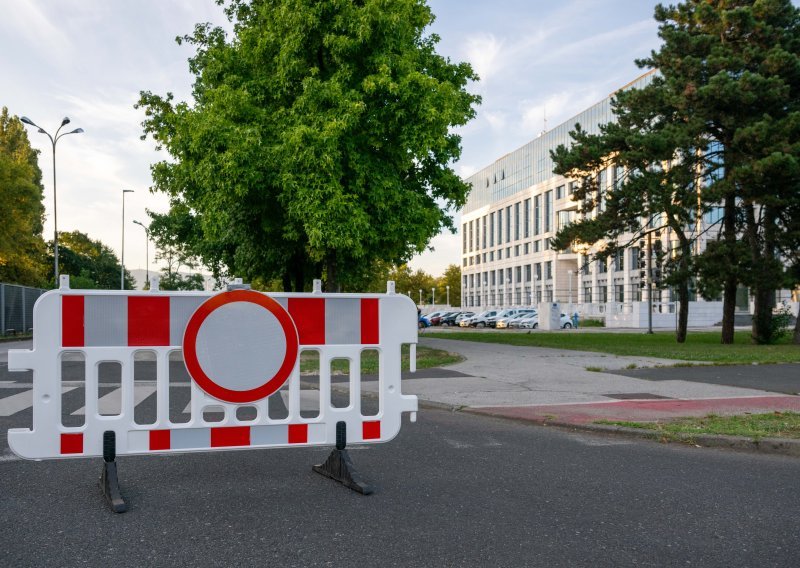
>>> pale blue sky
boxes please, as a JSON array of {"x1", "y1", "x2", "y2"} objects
[{"x1": 1, "y1": 0, "x2": 671, "y2": 277}]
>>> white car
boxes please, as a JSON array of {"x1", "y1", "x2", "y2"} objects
[
  {"x1": 519, "y1": 313, "x2": 573, "y2": 329},
  {"x1": 496, "y1": 310, "x2": 537, "y2": 329}
]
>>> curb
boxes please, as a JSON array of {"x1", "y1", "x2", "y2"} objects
[{"x1": 459, "y1": 406, "x2": 800, "y2": 458}]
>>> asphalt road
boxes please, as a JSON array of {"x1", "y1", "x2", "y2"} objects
[
  {"x1": 610, "y1": 363, "x2": 800, "y2": 395},
  {"x1": 2, "y1": 368, "x2": 800, "y2": 567}
]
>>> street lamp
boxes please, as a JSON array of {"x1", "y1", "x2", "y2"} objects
[
  {"x1": 19, "y1": 116, "x2": 84, "y2": 286},
  {"x1": 419, "y1": 289, "x2": 422, "y2": 305},
  {"x1": 431, "y1": 287, "x2": 435, "y2": 308},
  {"x1": 121, "y1": 189, "x2": 134, "y2": 289},
  {"x1": 132, "y1": 220, "x2": 150, "y2": 286},
  {"x1": 446, "y1": 285, "x2": 450, "y2": 307}
]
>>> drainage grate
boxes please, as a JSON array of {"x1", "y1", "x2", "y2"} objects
[{"x1": 603, "y1": 393, "x2": 673, "y2": 400}]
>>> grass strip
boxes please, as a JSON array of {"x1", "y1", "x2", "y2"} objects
[
  {"x1": 300, "y1": 344, "x2": 462, "y2": 374},
  {"x1": 425, "y1": 330, "x2": 800, "y2": 364},
  {"x1": 597, "y1": 411, "x2": 800, "y2": 440}
]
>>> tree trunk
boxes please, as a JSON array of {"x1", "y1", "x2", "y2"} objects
[
  {"x1": 720, "y1": 192, "x2": 737, "y2": 344},
  {"x1": 793, "y1": 304, "x2": 800, "y2": 345},
  {"x1": 747, "y1": 205, "x2": 779, "y2": 344},
  {"x1": 751, "y1": 286, "x2": 774, "y2": 344},
  {"x1": 325, "y1": 251, "x2": 340, "y2": 293},
  {"x1": 676, "y1": 278, "x2": 689, "y2": 343},
  {"x1": 282, "y1": 272, "x2": 292, "y2": 292}
]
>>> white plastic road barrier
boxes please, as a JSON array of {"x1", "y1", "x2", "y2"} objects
[{"x1": 7, "y1": 279, "x2": 418, "y2": 462}]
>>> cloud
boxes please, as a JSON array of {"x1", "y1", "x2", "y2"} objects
[{"x1": 462, "y1": 33, "x2": 505, "y2": 83}]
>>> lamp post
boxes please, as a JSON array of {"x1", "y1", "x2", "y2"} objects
[
  {"x1": 121, "y1": 190, "x2": 134, "y2": 289},
  {"x1": 431, "y1": 287, "x2": 435, "y2": 308},
  {"x1": 419, "y1": 289, "x2": 422, "y2": 305},
  {"x1": 446, "y1": 285, "x2": 450, "y2": 307},
  {"x1": 132, "y1": 220, "x2": 150, "y2": 286},
  {"x1": 19, "y1": 116, "x2": 84, "y2": 286}
]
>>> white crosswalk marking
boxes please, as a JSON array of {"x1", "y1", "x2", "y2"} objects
[
  {"x1": 73, "y1": 385, "x2": 156, "y2": 416},
  {"x1": 0, "y1": 387, "x2": 75, "y2": 417}
]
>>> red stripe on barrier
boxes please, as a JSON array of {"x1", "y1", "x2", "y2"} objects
[
  {"x1": 60, "y1": 433, "x2": 83, "y2": 454},
  {"x1": 149, "y1": 430, "x2": 171, "y2": 451},
  {"x1": 62, "y1": 296, "x2": 85, "y2": 347},
  {"x1": 128, "y1": 296, "x2": 170, "y2": 346},
  {"x1": 360, "y1": 298, "x2": 379, "y2": 344},
  {"x1": 288, "y1": 298, "x2": 325, "y2": 345},
  {"x1": 210, "y1": 426, "x2": 251, "y2": 447},
  {"x1": 363, "y1": 421, "x2": 381, "y2": 440},
  {"x1": 288, "y1": 424, "x2": 308, "y2": 444}
]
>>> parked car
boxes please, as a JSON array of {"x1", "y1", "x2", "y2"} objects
[
  {"x1": 454, "y1": 312, "x2": 476, "y2": 326},
  {"x1": 469, "y1": 310, "x2": 500, "y2": 328},
  {"x1": 418, "y1": 315, "x2": 431, "y2": 329},
  {"x1": 439, "y1": 312, "x2": 465, "y2": 326},
  {"x1": 430, "y1": 311, "x2": 458, "y2": 326},
  {"x1": 519, "y1": 313, "x2": 572, "y2": 329},
  {"x1": 497, "y1": 309, "x2": 537, "y2": 329}
]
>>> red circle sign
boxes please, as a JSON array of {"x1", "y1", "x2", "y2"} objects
[{"x1": 182, "y1": 290, "x2": 299, "y2": 403}]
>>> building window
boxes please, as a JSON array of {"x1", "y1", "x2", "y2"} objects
[
  {"x1": 543, "y1": 239, "x2": 550, "y2": 251},
  {"x1": 598, "y1": 169, "x2": 607, "y2": 212},
  {"x1": 614, "y1": 249, "x2": 624, "y2": 272},
  {"x1": 534, "y1": 240, "x2": 540, "y2": 253},
  {"x1": 491, "y1": 271, "x2": 496, "y2": 286},
  {"x1": 524, "y1": 198, "x2": 531, "y2": 238},
  {"x1": 463, "y1": 258, "x2": 467, "y2": 267},
  {"x1": 525, "y1": 264, "x2": 532, "y2": 281},
  {"x1": 515, "y1": 266, "x2": 522, "y2": 282},
  {"x1": 489, "y1": 251, "x2": 494, "y2": 261},
  {"x1": 598, "y1": 258, "x2": 607, "y2": 273},
  {"x1": 506, "y1": 206, "x2": 512, "y2": 243},
  {"x1": 490, "y1": 212, "x2": 495, "y2": 247},
  {"x1": 469, "y1": 257, "x2": 473, "y2": 266},
  {"x1": 534, "y1": 195, "x2": 541, "y2": 235},
  {"x1": 544, "y1": 190, "x2": 553, "y2": 233},
  {"x1": 514, "y1": 202, "x2": 520, "y2": 241},
  {"x1": 535, "y1": 263, "x2": 542, "y2": 280},
  {"x1": 482, "y1": 216, "x2": 487, "y2": 250},
  {"x1": 498, "y1": 212, "x2": 503, "y2": 245},
  {"x1": 584, "y1": 287, "x2": 592, "y2": 303},
  {"x1": 514, "y1": 245, "x2": 520, "y2": 257},
  {"x1": 482, "y1": 253, "x2": 487, "y2": 263},
  {"x1": 615, "y1": 284, "x2": 625, "y2": 303},
  {"x1": 599, "y1": 285, "x2": 608, "y2": 303},
  {"x1": 506, "y1": 247, "x2": 511, "y2": 257},
  {"x1": 462, "y1": 223, "x2": 467, "y2": 252},
  {"x1": 497, "y1": 249, "x2": 502, "y2": 260},
  {"x1": 506, "y1": 267, "x2": 512, "y2": 283},
  {"x1": 523, "y1": 243, "x2": 529, "y2": 255},
  {"x1": 557, "y1": 210, "x2": 575, "y2": 231},
  {"x1": 545, "y1": 261, "x2": 552, "y2": 280},
  {"x1": 569, "y1": 181, "x2": 577, "y2": 196},
  {"x1": 556, "y1": 185, "x2": 565, "y2": 200},
  {"x1": 469, "y1": 274, "x2": 474, "y2": 287}
]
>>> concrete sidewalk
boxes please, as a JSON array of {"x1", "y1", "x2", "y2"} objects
[{"x1": 397, "y1": 338, "x2": 800, "y2": 447}]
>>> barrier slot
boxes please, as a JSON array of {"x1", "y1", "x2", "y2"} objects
[
  {"x1": 169, "y1": 351, "x2": 190, "y2": 424},
  {"x1": 330, "y1": 358, "x2": 351, "y2": 409},
  {"x1": 360, "y1": 349, "x2": 380, "y2": 417},
  {"x1": 299, "y1": 349, "x2": 320, "y2": 419},
  {"x1": 133, "y1": 351, "x2": 157, "y2": 425},
  {"x1": 61, "y1": 351, "x2": 85, "y2": 427}
]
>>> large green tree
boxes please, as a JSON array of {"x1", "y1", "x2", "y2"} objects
[
  {"x1": 137, "y1": 0, "x2": 479, "y2": 292},
  {"x1": 645, "y1": 0, "x2": 800, "y2": 344},
  {"x1": 0, "y1": 107, "x2": 48, "y2": 286},
  {"x1": 554, "y1": 0, "x2": 800, "y2": 344}
]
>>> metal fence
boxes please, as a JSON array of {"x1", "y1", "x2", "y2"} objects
[{"x1": 1, "y1": 283, "x2": 48, "y2": 337}]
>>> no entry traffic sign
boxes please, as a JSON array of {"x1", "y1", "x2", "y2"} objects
[{"x1": 182, "y1": 290, "x2": 299, "y2": 403}]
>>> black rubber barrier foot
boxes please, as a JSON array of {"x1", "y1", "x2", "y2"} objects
[
  {"x1": 99, "y1": 431, "x2": 127, "y2": 513},
  {"x1": 312, "y1": 422, "x2": 374, "y2": 495}
]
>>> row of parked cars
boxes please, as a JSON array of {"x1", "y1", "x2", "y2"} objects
[{"x1": 420, "y1": 309, "x2": 574, "y2": 330}]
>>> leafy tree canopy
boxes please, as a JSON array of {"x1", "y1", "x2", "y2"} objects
[
  {"x1": 138, "y1": 0, "x2": 480, "y2": 292},
  {"x1": 58, "y1": 231, "x2": 135, "y2": 290},
  {"x1": 0, "y1": 107, "x2": 48, "y2": 286}
]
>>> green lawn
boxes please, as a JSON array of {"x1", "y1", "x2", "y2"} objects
[
  {"x1": 425, "y1": 330, "x2": 800, "y2": 364},
  {"x1": 300, "y1": 344, "x2": 462, "y2": 374},
  {"x1": 598, "y1": 412, "x2": 800, "y2": 440}
]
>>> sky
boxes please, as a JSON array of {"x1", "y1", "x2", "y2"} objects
[{"x1": 1, "y1": 0, "x2": 666, "y2": 280}]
